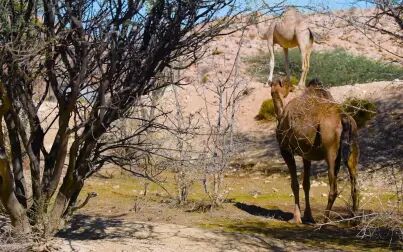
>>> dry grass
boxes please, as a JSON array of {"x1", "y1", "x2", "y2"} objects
[
  {"x1": 342, "y1": 98, "x2": 377, "y2": 128},
  {"x1": 255, "y1": 99, "x2": 276, "y2": 121}
]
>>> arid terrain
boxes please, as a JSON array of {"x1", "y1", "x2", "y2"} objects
[
  {"x1": 42, "y1": 8, "x2": 403, "y2": 252},
  {"x1": 1, "y1": 7, "x2": 402, "y2": 252}
]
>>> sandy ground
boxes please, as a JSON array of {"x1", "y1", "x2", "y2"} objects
[{"x1": 53, "y1": 218, "x2": 315, "y2": 252}]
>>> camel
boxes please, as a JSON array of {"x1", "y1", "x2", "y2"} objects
[
  {"x1": 261, "y1": 8, "x2": 319, "y2": 88},
  {"x1": 270, "y1": 77, "x2": 359, "y2": 223}
]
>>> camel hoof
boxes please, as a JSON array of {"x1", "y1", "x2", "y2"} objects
[
  {"x1": 303, "y1": 216, "x2": 316, "y2": 224},
  {"x1": 288, "y1": 218, "x2": 303, "y2": 224}
]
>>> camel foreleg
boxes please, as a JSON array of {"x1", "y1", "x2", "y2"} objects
[{"x1": 266, "y1": 44, "x2": 275, "y2": 87}]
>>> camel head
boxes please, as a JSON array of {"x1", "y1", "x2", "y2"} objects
[{"x1": 270, "y1": 77, "x2": 290, "y2": 120}]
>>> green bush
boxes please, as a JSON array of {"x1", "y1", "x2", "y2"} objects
[
  {"x1": 255, "y1": 99, "x2": 276, "y2": 121},
  {"x1": 245, "y1": 49, "x2": 403, "y2": 86},
  {"x1": 342, "y1": 98, "x2": 377, "y2": 128}
]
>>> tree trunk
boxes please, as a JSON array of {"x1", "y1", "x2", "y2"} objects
[
  {"x1": 0, "y1": 148, "x2": 30, "y2": 233},
  {"x1": 5, "y1": 112, "x2": 27, "y2": 208}
]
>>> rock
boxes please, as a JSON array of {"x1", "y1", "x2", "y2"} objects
[
  {"x1": 112, "y1": 185, "x2": 120, "y2": 189},
  {"x1": 264, "y1": 180, "x2": 271, "y2": 184},
  {"x1": 321, "y1": 193, "x2": 328, "y2": 197},
  {"x1": 320, "y1": 182, "x2": 328, "y2": 187},
  {"x1": 289, "y1": 193, "x2": 293, "y2": 197}
]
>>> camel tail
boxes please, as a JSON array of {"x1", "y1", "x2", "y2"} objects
[
  {"x1": 340, "y1": 114, "x2": 352, "y2": 166},
  {"x1": 309, "y1": 28, "x2": 326, "y2": 44}
]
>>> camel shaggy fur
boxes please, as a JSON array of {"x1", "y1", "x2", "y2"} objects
[{"x1": 271, "y1": 78, "x2": 359, "y2": 223}]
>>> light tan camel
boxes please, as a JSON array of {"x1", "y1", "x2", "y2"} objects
[
  {"x1": 262, "y1": 8, "x2": 318, "y2": 88},
  {"x1": 270, "y1": 77, "x2": 359, "y2": 223}
]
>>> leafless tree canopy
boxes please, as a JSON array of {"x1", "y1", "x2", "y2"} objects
[{"x1": 0, "y1": 0, "x2": 240, "y2": 234}]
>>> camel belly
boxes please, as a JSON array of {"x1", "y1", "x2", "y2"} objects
[
  {"x1": 273, "y1": 31, "x2": 298, "y2": 48},
  {"x1": 277, "y1": 127, "x2": 326, "y2": 161}
]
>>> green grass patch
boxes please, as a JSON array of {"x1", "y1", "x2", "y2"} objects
[
  {"x1": 255, "y1": 99, "x2": 276, "y2": 121},
  {"x1": 342, "y1": 98, "x2": 377, "y2": 128},
  {"x1": 245, "y1": 49, "x2": 403, "y2": 86}
]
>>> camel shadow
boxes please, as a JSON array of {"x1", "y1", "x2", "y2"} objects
[{"x1": 234, "y1": 202, "x2": 293, "y2": 221}]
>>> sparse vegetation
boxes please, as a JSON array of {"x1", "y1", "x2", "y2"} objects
[
  {"x1": 201, "y1": 74, "x2": 209, "y2": 83},
  {"x1": 245, "y1": 49, "x2": 403, "y2": 86},
  {"x1": 342, "y1": 98, "x2": 377, "y2": 128},
  {"x1": 212, "y1": 47, "x2": 223, "y2": 55},
  {"x1": 255, "y1": 99, "x2": 276, "y2": 121}
]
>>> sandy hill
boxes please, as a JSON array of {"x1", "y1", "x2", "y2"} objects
[{"x1": 171, "y1": 8, "x2": 402, "y2": 135}]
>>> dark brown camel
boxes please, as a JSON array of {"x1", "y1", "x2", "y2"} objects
[{"x1": 270, "y1": 78, "x2": 359, "y2": 223}]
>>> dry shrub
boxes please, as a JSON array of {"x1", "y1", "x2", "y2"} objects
[
  {"x1": 342, "y1": 98, "x2": 377, "y2": 128},
  {"x1": 212, "y1": 47, "x2": 223, "y2": 56},
  {"x1": 255, "y1": 99, "x2": 276, "y2": 121},
  {"x1": 201, "y1": 74, "x2": 209, "y2": 84},
  {"x1": 0, "y1": 215, "x2": 33, "y2": 252}
]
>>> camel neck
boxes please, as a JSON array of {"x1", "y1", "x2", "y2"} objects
[{"x1": 272, "y1": 92, "x2": 284, "y2": 121}]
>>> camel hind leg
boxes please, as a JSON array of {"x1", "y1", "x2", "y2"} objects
[
  {"x1": 296, "y1": 31, "x2": 313, "y2": 88},
  {"x1": 302, "y1": 158, "x2": 314, "y2": 223},
  {"x1": 324, "y1": 146, "x2": 341, "y2": 222},
  {"x1": 347, "y1": 141, "x2": 359, "y2": 213}
]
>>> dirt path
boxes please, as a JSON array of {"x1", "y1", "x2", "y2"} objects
[{"x1": 54, "y1": 217, "x2": 317, "y2": 252}]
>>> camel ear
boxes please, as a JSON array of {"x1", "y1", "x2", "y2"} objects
[{"x1": 278, "y1": 79, "x2": 284, "y2": 87}]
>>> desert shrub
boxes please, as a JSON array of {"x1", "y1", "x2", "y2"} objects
[
  {"x1": 255, "y1": 99, "x2": 276, "y2": 121},
  {"x1": 290, "y1": 75, "x2": 299, "y2": 86},
  {"x1": 212, "y1": 47, "x2": 223, "y2": 55},
  {"x1": 201, "y1": 74, "x2": 209, "y2": 83},
  {"x1": 245, "y1": 49, "x2": 403, "y2": 86},
  {"x1": 342, "y1": 98, "x2": 377, "y2": 128}
]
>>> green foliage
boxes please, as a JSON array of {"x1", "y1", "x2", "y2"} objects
[
  {"x1": 342, "y1": 98, "x2": 377, "y2": 128},
  {"x1": 255, "y1": 99, "x2": 276, "y2": 121},
  {"x1": 289, "y1": 75, "x2": 299, "y2": 86},
  {"x1": 245, "y1": 49, "x2": 403, "y2": 86}
]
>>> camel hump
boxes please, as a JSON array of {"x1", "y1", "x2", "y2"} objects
[{"x1": 281, "y1": 7, "x2": 303, "y2": 21}]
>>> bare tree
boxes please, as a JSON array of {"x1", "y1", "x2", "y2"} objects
[
  {"x1": 0, "y1": 0, "x2": 240, "y2": 235},
  {"x1": 333, "y1": 0, "x2": 402, "y2": 59},
  {"x1": 196, "y1": 28, "x2": 248, "y2": 206}
]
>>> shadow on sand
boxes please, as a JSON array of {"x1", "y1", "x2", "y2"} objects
[
  {"x1": 229, "y1": 202, "x2": 401, "y2": 251},
  {"x1": 234, "y1": 202, "x2": 293, "y2": 221}
]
